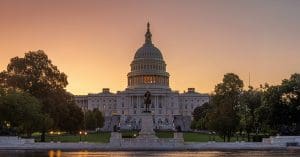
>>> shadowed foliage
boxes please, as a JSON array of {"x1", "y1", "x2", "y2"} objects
[{"x1": 0, "y1": 50, "x2": 84, "y2": 140}]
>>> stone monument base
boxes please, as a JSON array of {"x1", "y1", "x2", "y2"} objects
[
  {"x1": 136, "y1": 112, "x2": 158, "y2": 139},
  {"x1": 109, "y1": 112, "x2": 184, "y2": 148}
]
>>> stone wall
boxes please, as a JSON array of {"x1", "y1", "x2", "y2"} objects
[{"x1": 0, "y1": 136, "x2": 35, "y2": 145}]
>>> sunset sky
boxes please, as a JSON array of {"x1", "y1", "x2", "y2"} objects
[{"x1": 0, "y1": 0, "x2": 299, "y2": 95}]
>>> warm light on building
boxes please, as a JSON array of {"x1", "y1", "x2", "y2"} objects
[{"x1": 75, "y1": 23, "x2": 209, "y2": 132}]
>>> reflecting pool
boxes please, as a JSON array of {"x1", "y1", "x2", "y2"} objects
[{"x1": 0, "y1": 150, "x2": 299, "y2": 157}]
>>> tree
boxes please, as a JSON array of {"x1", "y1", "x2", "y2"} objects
[
  {"x1": 0, "y1": 50, "x2": 83, "y2": 140},
  {"x1": 0, "y1": 90, "x2": 44, "y2": 137},
  {"x1": 254, "y1": 103, "x2": 272, "y2": 135},
  {"x1": 85, "y1": 109, "x2": 104, "y2": 131},
  {"x1": 206, "y1": 73, "x2": 243, "y2": 141},
  {"x1": 280, "y1": 73, "x2": 300, "y2": 134},
  {"x1": 192, "y1": 102, "x2": 210, "y2": 121},
  {"x1": 61, "y1": 98, "x2": 84, "y2": 133},
  {"x1": 239, "y1": 87, "x2": 262, "y2": 141},
  {"x1": 93, "y1": 109, "x2": 104, "y2": 129},
  {"x1": 261, "y1": 73, "x2": 300, "y2": 135},
  {"x1": 191, "y1": 102, "x2": 210, "y2": 130}
]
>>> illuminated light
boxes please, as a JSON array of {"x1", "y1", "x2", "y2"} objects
[
  {"x1": 56, "y1": 150, "x2": 61, "y2": 157},
  {"x1": 48, "y1": 150, "x2": 54, "y2": 157}
]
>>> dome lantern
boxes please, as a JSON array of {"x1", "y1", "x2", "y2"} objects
[{"x1": 145, "y1": 22, "x2": 152, "y2": 44}]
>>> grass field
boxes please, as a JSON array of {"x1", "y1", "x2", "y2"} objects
[
  {"x1": 33, "y1": 132, "x2": 250, "y2": 143},
  {"x1": 34, "y1": 132, "x2": 111, "y2": 143},
  {"x1": 155, "y1": 131, "x2": 174, "y2": 138},
  {"x1": 184, "y1": 132, "x2": 224, "y2": 142}
]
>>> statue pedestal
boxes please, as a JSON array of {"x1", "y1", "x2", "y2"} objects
[
  {"x1": 109, "y1": 132, "x2": 121, "y2": 146},
  {"x1": 109, "y1": 112, "x2": 185, "y2": 148},
  {"x1": 174, "y1": 132, "x2": 184, "y2": 143},
  {"x1": 137, "y1": 112, "x2": 158, "y2": 139}
]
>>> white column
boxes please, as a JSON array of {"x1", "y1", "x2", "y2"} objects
[{"x1": 137, "y1": 96, "x2": 140, "y2": 113}]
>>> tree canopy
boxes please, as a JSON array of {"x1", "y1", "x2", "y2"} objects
[
  {"x1": 191, "y1": 72, "x2": 300, "y2": 141},
  {"x1": 85, "y1": 109, "x2": 104, "y2": 131},
  {"x1": 0, "y1": 89, "x2": 45, "y2": 137},
  {"x1": 0, "y1": 50, "x2": 84, "y2": 139},
  {"x1": 206, "y1": 73, "x2": 243, "y2": 141}
]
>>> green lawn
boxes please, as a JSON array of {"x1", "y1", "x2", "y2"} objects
[
  {"x1": 184, "y1": 132, "x2": 250, "y2": 142},
  {"x1": 155, "y1": 131, "x2": 174, "y2": 138},
  {"x1": 184, "y1": 132, "x2": 223, "y2": 142},
  {"x1": 34, "y1": 132, "x2": 111, "y2": 143},
  {"x1": 33, "y1": 131, "x2": 250, "y2": 143},
  {"x1": 121, "y1": 131, "x2": 139, "y2": 138}
]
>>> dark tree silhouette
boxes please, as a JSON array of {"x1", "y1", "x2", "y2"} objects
[{"x1": 0, "y1": 50, "x2": 83, "y2": 141}]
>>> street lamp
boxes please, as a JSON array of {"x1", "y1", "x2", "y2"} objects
[
  {"x1": 50, "y1": 131, "x2": 54, "y2": 142},
  {"x1": 57, "y1": 132, "x2": 61, "y2": 142},
  {"x1": 79, "y1": 131, "x2": 82, "y2": 142},
  {"x1": 84, "y1": 132, "x2": 88, "y2": 142}
]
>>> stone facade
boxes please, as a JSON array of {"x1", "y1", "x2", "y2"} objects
[{"x1": 75, "y1": 23, "x2": 209, "y2": 131}]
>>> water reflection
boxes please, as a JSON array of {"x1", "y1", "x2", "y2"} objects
[{"x1": 0, "y1": 150, "x2": 300, "y2": 157}]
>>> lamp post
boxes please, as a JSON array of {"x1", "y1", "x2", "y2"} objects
[
  {"x1": 57, "y1": 132, "x2": 61, "y2": 142},
  {"x1": 84, "y1": 132, "x2": 88, "y2": 142},
  {"x1": 79, "y1": 131, "x2": 82, "y2": 142},
  {"x1": 50, "y1": 131, "x2": 54, "y2": 142}
]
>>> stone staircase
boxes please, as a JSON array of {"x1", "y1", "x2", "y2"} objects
[
  {"x1": 101, "y1": 116, "x2": 120, "y2": 131},
  {"x1": 173, "y1": 116, "x2": 192, "y2": 132}
]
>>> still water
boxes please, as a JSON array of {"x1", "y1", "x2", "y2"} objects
[{"x1": 0, "y1": 150, "x2": 300, "y2": 157}]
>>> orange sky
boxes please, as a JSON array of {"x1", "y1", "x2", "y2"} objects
[{"x1": 0, "y1": 0, "x2": 299, "y2": 94}]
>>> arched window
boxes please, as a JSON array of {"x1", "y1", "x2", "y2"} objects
[{"x1": 165, "y1": 118, "x2": 169, "y2": 123}]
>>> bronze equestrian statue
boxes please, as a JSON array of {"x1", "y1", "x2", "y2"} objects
[{"x1": 144, "y1": 91, "x2": 151, "y2": 113}]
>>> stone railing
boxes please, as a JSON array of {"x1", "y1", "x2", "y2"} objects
[
  {"x1": 109, "y1": 132, "x2": 184, "y2": 148},
  {"x1": 263, "y1": 136, "x2": 300, "y2": 146},
  {"x1": 0, "y1": 136, "x2": 35, "y2": 145}
]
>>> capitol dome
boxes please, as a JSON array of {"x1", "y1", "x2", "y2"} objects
[
  {"x1": 134, "y1": 42, "x2": 163, "y2": 60},
  {"x1": 127, "y1": 23, "x2": 169, "y2": 89}
]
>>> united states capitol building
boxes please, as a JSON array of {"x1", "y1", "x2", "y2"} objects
[{"x1": 75, "y1": 23, "x2": 209, "y2": 131}]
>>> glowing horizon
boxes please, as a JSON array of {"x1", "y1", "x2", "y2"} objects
[{"x1": 0, "y1": 0, "x2": 299, "y2": 95}]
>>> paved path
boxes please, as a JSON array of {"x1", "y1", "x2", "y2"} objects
[{"x1": 0, "y1": 142, "x2": 290, "y2": 151}]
